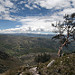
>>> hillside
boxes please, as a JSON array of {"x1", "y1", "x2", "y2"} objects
[
  {"x1": 0, "y1": 34, "x2": 75, "y2": 57},
  {"x1": 0, "y1": 34, "x2": 75, "y2": 75},
  {"x1": 0, "y1": 34, "x2": 58, "y2": 56},
  {"x1": 0, "y1": 51, "x2": 22, "y2": 73},
  {"x1": 37, "y1": 53, "x2": 75, "y2": 75},
  {"x1": 1, "y1": 53, "x2": 75, "y2": 75}
]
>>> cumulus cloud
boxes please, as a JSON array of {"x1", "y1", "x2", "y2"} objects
[
  {"x1": 0, "y1": 0, "x2": 18, "y2": 20},
  {"x1": 20, "y1": 17, "x2": 54, "y2": 31},
  {"x1": 0, "y1": 28, "x2": 23, "y2": 34},
  {"x1": 0, "y1": 0, "x2": 75, "y2": 21},
  {"x1": 0, "y1": 0, "x2": 14, "y2": 14},
  {"x1": 59, "y1": 8, "x2": 75, "y2": 15},
  {"x1": 0, "y1": 0, "x2": 13, "y2": 8},
  {"x1": 18, "y1": 1, "x2": 26, "y2": 4},
  {"x1": 25, "y1": 3, "x2": 40, "y2": 10},
  {"x1": 27, "y1": 0, "x2": 75, "y2": 10},
  {"x1": 0, "y1": 0, "x2": 75, "y2": 34},
  {"x1": 0, "y1": 16, "x2": 56, "y2": 34},
  {"x1": 25, "y1": 4, "x2": 33, "y2": 10}
]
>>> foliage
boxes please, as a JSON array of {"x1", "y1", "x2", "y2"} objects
[
  {"x1": 52, "y1": 13, "x2": 75, "y2": 56},
  {"x1": 4, "y1": 66, "x2": 32, "y2": 75},
  {"x1": 38, "y1": 53, "x2": 75, "y2": 75},
  {"x1": 0, "y1": 34, "x2": 74, "y2": 57},
  {"x1": 0, "y1": 51, "x2": 21, "y2": 73},
  {"x1": 34, "y1": 53, "x2": 51, "y2": 63},
  {"x1": 0, "y1": 35, "x2": 59, "y2": 56}
]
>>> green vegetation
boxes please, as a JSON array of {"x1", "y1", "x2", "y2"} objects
[
  {"x1": 34, "y1": 53, "x2": 51, "y2": 63},
  {"x1": 0, "y1": 34, "x2": 74, "y2": 57},
  {"x1": 52, "y1": 13, "x2": 75, "y2": 56},
  {"x1": 0, "y1": 34, "x2": 58, "y2": 56},
  {"x1": 38, "y1": 53, "x2": 75, "y2": 75},
  {"x1": 2, "y1": 66, "x2": 32, "y2": 75},
  {"x1": 1, "y1": 52, "x2": 75, "y2": 75},
  {"x1": 0, "y1": 51, "x2": 22, "y2": 73},
  {"x1": 0, "y1": 34, "x2": 75, "y2": 75}
]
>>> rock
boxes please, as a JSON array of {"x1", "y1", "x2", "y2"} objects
[
  {"x1": 29, "y1": 67, "x2": 39, "y2": 75},
  {"x1": 47, "y1": 60, "x2": 55, "y2": 67},
  {"x1": 67, "y1": 57, "x2": 70, "y2": 58},
  {"x1": 60, "y1": 61, "x2": 63, "y2": 64}
]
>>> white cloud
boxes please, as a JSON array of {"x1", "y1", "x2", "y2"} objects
[
  {"x1": 32, "y1": 4, "x2": 37, "y2": 8},
  {"x1": 0, "y1": 28, "x2": 22, "y2": 34},
  {"x1": 25, "y1": 4, "x2": 33, "y2": 10},
  {"x1": 16, "y1": 25, "x2": 21, "y2": 28},
  {"x1": 0, "y1": 12, "x2": 75, "y2": 34},
  {"x1": 2, "y1": 13, "x2": 75, "y2": 34},
  {"x1": 27, "y1": 0, "x2": 73, "y2": 10},
  {"x1": 0, "y1": 5, "x2": 5, "y2": 12},
  {"x1": 0, "y1": 0, "x2": 75, "y2": 34},
  {"x1": 0, "y1": 0, "x2": 18, "y2": 20},
  {"x1": 5, "y1": 0, "x2": 13, "y2": 8},
  {"x1": 59, "y1": 8, "x2": 75, "y2": 15},
  {"x1": 18, "y1": 1, "x2": 26, "y2": 4},
  {"x1": 0, "y1": 16, "x2": 56, "y2": 34},
  {"x1": 25, "y1": 0, "x2": 75, "y2": 10},
  {"x1": 0, "y1": 0, "x2": 14, "y2": 8},
  {"x1": 0, "y1": 0, "x2": 75, "y2": 21}
]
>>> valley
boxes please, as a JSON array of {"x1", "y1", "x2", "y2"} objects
[{"x1": 0, "y1": 34, "x2": 75, "y2": 75}]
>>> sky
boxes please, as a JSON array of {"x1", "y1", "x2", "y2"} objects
[{"x1": 0, "y1": 0, "x2": 75, "y2": 34}]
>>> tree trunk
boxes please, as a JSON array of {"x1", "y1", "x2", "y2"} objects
[
  {"x1": 58, "y1": 40, "x2": 68, "y2": 57},
  {"x1": 58, "y1": 26, "x2": 70, "y2": 57}
]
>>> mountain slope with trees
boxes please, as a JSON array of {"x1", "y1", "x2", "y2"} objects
[{"x1": 0, "y1": 34, "x2": 75, "y2": 56}]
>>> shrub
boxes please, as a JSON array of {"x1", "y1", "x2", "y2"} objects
[{"x1": 34, "y1": 53, "x2": 50, "y2": 63}]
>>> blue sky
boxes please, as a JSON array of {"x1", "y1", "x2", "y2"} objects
[{"x1": 0, "y1": 0, "x2": 75, "y2": 34}]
